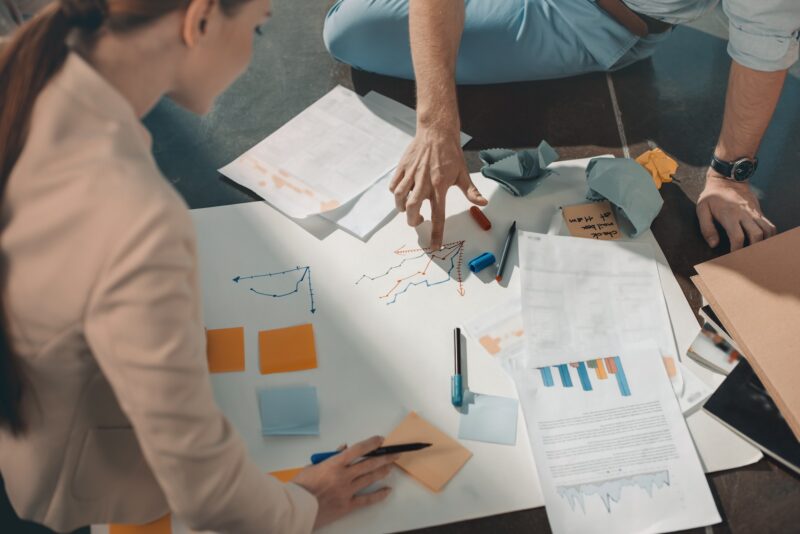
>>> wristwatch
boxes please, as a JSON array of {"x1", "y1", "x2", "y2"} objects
[{"x1": 710, "y1": 155, "x2": 758, "y2": 182}]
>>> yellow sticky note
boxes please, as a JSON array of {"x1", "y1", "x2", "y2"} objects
[
  {"x1": 270, "y1": 467, "x2": 304, "y2": 482},
  {"x1": 109, "y1": 514, "x2": 171, "y2": 534},
  {"x1": 635, "y1": 148, "x2": 677, "y2": 189},
  {"x1": 562, "y1": 201, "x2": 621, "y2": 240},
  {"x1": 384, "y1": 412, "x2": 472, "y2": 492},
  {"x1": 206, "y1": 327, "x2": 245, "y2": 373},
  {"x1": 259, "y1": 324, "x2": 317, "y2": 374}
]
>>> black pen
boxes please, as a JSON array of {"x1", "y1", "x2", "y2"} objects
[
  {"x1": 310, "y1": 442, "x2": 431, "y2": 464},
  {"x1": 495, "y1": 221, "x2": 517, "y2": 282}
]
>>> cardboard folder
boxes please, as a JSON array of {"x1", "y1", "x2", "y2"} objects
[{"x1": 692, "y1": 227, "x2": 800, "y2": 440}]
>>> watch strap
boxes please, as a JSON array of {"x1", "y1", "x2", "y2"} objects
[{"x1": 710, "y1": 155, "x2": 734, "y2": 178}]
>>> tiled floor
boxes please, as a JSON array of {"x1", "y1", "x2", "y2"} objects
[{"x1": 1, "y1": 0, "x2": 798, "y2": 532}]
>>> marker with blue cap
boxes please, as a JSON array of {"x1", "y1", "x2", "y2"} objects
[{"x1": 452, "y1": 327, "x2": 463, "y2": 407}]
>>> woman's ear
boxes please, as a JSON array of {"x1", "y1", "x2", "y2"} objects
[{"x1": 182, "y1": 0, "x2": 216, "y2": 47}]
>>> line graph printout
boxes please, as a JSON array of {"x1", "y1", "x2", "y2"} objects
[
  {"x1": 232, "y1": 266, "x2": 316, "y2": 313},
  {"x1": 509, "y1": 346, "x2": 720, "y2": 533},
  {"x1": 558, "y1": 470, "x2": 670, "y2": 514},
  {"x1": 355, "y1": 241, "x2": 466, "y2": 305}
]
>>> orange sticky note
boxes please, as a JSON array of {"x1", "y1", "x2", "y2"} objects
[
  {"x1": 384, "y1": 412, "x2": 471, "y2": 492},
  {"x1": 270, "y1": 467, "x2": 304, "y2": 483},
  {"x1": 206, "y1": 327, "x2": 245, "y2": 373},
  {"x1": 259, "y1": 324, "x2": 317, "y2": 374},
  {"x1": 109, "y1": 514, "x2": 171, "y2": 534}
]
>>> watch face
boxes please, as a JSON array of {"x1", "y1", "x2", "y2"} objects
[{"x1": 732, "y1": 159, "x2": 756, "y2": 181}]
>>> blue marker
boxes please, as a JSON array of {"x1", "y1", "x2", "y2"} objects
[{"x1": 452, "y1": 327, "x2": 463, "y2": 407}]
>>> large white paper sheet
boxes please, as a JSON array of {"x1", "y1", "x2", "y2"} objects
[
  {"x1": 509, "y1": 345, "x2": 720, "y2": 534},
  {"x1": 516, "y1": 232, "x2": 678, "y2": 367},
  {"x1": 92, "y1": 157, "x2": 758, "y2": 534},
  {"x1": 219, "y1": 86, "x2": 412, "y2": 218}
]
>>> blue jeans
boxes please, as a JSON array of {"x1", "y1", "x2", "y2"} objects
[{"x1": 323, "y1": 0, "x2": 673, "y2": 84}]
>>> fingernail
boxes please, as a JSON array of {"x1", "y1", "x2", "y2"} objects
[{"x1": 708, "y1": 238, "x2": 718, "y2": 247}]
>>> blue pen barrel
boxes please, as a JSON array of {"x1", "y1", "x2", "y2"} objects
[
  {"x1": 310, "y1": 450, "x2": 340, "y2": 464},
  {"x1": 451, "y1": 375, "x2": 463, "y2": 407}
]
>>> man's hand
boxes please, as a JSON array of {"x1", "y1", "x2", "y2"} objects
[
  {"x1": 293, "y1": 436, "x2": 398, "y2": 530},
  {"x1": 696, "y1": 171, "x2": 776, "y2": 251},
  {"x1": 390, "y1": 127, "x2": 486, "y2": 249}
]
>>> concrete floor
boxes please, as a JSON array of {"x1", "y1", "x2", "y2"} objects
[{"x1": 1, "y1": 0, "x2": 798, "y2": 532}]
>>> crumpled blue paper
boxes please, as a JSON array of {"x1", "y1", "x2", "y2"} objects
[
  {"x1": 479, "y1": 141, "x2": 559, "y2": 197},
  {"x1": 585, "y1": 157, "x2": 663, "y2": 237}
]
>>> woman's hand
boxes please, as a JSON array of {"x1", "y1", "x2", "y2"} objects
[{"x1": 292, "y1": 435, "x2": 398, "y2": 529}]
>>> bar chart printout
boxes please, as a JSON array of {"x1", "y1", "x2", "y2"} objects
[
  {"x1": 538, "y1": 356, "x2": 630, "y2": 397},
  {"x1": 514, "y1": 347, "x2": 720, "y2": 533}
]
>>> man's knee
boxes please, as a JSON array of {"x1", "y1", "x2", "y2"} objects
[{"x1": 323, "y1": 0, "x2": 411, "y2": 75}]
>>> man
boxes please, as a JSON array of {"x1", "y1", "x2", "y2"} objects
[{"x1": 323, "y1": 0, "x2": 798, "y2": 250}]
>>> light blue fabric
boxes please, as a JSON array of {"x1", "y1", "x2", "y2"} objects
[
  {"x1": 585, "y1": 157, "x2": 663, "y2": 237},
  {"x1": 323, "y1": 0, "x2": 666, "y2": 84},
  {"x1": 625, "y1": 0, "x2": 800, "y2": 72},
  {"x1": 323, "y1": 0, "x2": 799, "y2": 84}
]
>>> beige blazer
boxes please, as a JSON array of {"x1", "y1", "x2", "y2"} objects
[{"x1": 0, "y1": 53, "x2": 317, "y2": 533}]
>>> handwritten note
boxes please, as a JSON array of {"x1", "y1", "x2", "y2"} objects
[{"x1": 562, "y1": 200, "x2": 620, "y2": 240}]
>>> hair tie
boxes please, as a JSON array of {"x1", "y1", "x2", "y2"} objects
[{"x1": 60, "y1": 0, "x2": 107, "y2": 31}]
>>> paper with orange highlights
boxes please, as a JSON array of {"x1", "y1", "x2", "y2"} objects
[
  {"x1": 205, "y1": 327, "x2": 245, "y2": 373},
  {"x1": 109, "y1": 514, "x2": 171, "y2": 534},
  {"x1": 259, "y1": 324, "x2": 317, "y2": 374},
  {"x1": 384, "y1": 412, "x2": 471, "y2": 492},
  {"x1": 218, "y1": 86, "x2": 413, "y2": 218},
  {"x1": 464, "y1": 297, "x2": 525, "y2": 362}
]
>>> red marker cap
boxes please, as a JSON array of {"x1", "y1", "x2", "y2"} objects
[{"x1": 470, "y1": 206, "x2": 492, "y2": 231}]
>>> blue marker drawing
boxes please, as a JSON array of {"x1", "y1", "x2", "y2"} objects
[{"x1": 232, "y1": 266, "x2": 316, "y2": 313}]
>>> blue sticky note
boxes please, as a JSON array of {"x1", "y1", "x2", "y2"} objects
[
  {"x1": 458, "y1": 394, "x2": 518, "y2": 446},
  {"x1": 585, "y1": 157, "x2": 663, "y2": 237},
  {"x1": 258, "y1": 385, "x2": 319, "y2": 436}
]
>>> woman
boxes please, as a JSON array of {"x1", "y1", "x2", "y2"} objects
[{"x1": 0, "y1": 1, "x2": 396, "y2": 532}]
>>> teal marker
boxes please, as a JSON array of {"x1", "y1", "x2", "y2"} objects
[{"x1": 452, "y1": 327, "x2": 463, "y2": 407}]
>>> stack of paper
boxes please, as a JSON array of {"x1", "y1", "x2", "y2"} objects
[
  {"x1": 220, "y1": 86, "x2": 470, "y2": 239},
  {"x1": 692, "y1": 227, "x2": 800, "y2": 440}
]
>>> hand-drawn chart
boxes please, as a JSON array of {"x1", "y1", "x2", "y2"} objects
[
  {"x1": 557, "y1": 470, "x2": 671, "y2": 513},
  {"x1": 356, "y1": 241, "x2": 466, "y2": 305},
  {"x1": 232, "y1": 266, "x2": 316, "y2": 313}
]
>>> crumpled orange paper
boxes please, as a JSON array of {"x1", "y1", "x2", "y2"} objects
[{"x1": 635, "y1": 148, "x2": 678, "y2": 189}]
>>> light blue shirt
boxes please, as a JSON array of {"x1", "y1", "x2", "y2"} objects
[{"x1": 624, "y1": 0, "x2": 800, "y2": 71}]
